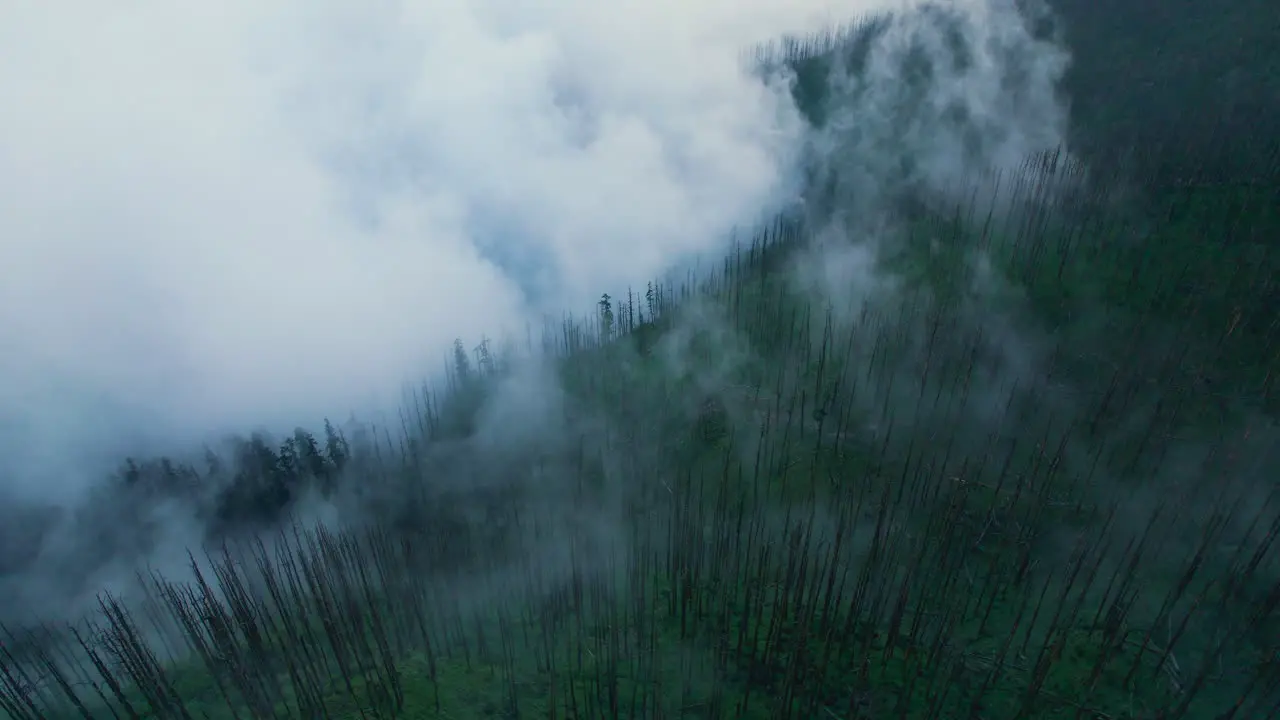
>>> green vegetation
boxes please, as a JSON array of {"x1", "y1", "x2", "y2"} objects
[{"x1": 3, "y1": 12, "x2": 1279, "y2": 720}]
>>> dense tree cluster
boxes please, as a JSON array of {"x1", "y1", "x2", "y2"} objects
[
  {"x1": 1049, "y1": 0, "x2": 1280, "y2": 188},
  {"x1": 108, "y1": 419, "x2": 351, "y2": 537}
]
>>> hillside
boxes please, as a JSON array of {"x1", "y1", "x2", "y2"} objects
[{"x1": 2, "y1": 5, "x2": 1278, "y2": 720}]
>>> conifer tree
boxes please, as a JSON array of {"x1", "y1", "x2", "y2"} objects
[{"x1": 599, "y1": 293, "x2": 614, "y2": 340}]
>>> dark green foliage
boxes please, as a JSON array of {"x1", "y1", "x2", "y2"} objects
[
  {"x1": 1049, "y1": 0, "x2": 1280, "y2": 188},
  {"x1": 5, "y1": 139, "x2": 1278, "y2": 717},
  {"x1": 4, "y1": 11, "x2": 1280, "y2": 720}
]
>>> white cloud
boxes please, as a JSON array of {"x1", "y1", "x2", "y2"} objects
[
  {"x1": 0, "y1": 0, "x2": 869, "y2": 499},
  {"x1": 0, "y1": 0, "x2": 1073, "y2": 503}
]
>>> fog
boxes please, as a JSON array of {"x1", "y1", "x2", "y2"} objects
[
  {"x1": 4, "y1": 4, "x2": 1280, "y2": 715},
  {"x1": 0, "y1": 0, "x2": 1082, "y2": 598},
  {"x1": 0, "y1": 0, "x2": 867, "y2": 503}
]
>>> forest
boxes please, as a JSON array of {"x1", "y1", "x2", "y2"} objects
[{"x1": 1, "y1": 1, "x2": 1278, "y2": 718}]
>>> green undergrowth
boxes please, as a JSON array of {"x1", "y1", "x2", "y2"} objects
[
  {"x1": 6, "y1": 153, "x2": 1278, "y2": 717},
  {"x1": 4, "y1": 16, "x2": 1280, "y2": 720}
]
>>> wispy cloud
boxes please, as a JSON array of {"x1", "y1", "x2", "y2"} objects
[{"x1": 0, "y1": 0, "x2": 868, "y2": 500}]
